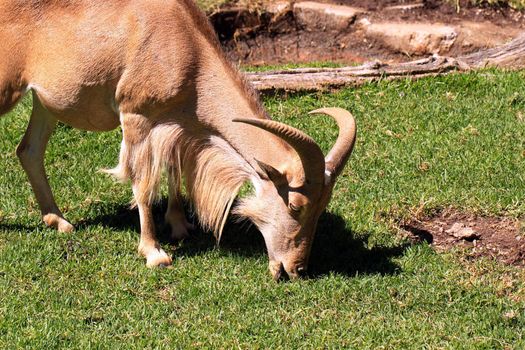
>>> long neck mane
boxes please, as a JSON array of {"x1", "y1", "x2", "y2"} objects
[
  {"x1": 179, "y1": 133, "x2": 254, "y2": 238},
  {"x1": 110, "y1": 121, "x2": 255, "y2": 239}
]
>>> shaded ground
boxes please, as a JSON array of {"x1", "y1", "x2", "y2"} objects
[
  {"x1": 210, "y1": 0, "x2": 525, "y2": 65},
  {"x1": 402, "y1": 210, "x2": 525, "y2": 266},
  {"x1": 79, "y1": 199, "x2": 406, "y2": 278}
]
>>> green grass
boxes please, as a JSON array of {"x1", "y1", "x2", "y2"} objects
[
  {"x1": 1, "y1": 70, "x2": 525, "y2": 348},
  {"x1": 196, "y1": 0, "x2": 270, "y2": 12},
  {"x1": 195, "y1": 0, "x2": 228, "y2": 12},
  {"x1": 452, "y1": 0, "x2": 525, "y2": 10},
  {"x1": 242, "y1": 61, "x2": 349, "y2": 72}
]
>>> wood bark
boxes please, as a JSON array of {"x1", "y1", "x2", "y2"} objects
[{"x1": 245, "y1": 33, "x2": 525, "y2": 93}]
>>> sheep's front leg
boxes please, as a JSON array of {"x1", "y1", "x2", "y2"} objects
[
  {"x1": 16, "y1": 92, "x2": 74, "y2": 233},
  {"x1": 133, "y1": 184, "x2": 172, "y2": 268},
  {"x1": 165, "y1": 171, "x2": 194, "y2": 240},
  {"x1": 116, "y1": 112, "x2": 172, "y2": 267}
]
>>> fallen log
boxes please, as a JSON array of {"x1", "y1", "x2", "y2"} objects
[
  {"x1": 460, "y1": 32, "x2": 525, "y2": 68},
  {"x1": 245, "y1": 33, "x2": 525, "y2": 92}
]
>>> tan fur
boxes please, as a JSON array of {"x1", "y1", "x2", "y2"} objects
[
  {"x1": 106, "y1": 120, "x2": 251, "y2": 239},
  {"x1": 0, "y1": 0, "x2": 356, "y2": 278}
]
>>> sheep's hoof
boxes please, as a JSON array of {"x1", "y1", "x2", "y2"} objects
[
  {"x1": 43, "y1": 213, "x2": 74, "y2": 233},
  {"x1": 139, "y1": 244, "x2": 173, "y2": 268}
]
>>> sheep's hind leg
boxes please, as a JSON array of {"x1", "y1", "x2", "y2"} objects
[
  {"x1": 165, "y1": 168, "x2": 194, "y2": 240},
  {"x1": 16, "y1": 91, "x2": 74, "y2": 233}
]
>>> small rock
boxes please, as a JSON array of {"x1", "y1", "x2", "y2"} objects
[
  {"x1": 446, "y1": 222, "x2": 480, "y2": 240},
  {"x1": 503, "y1": 310, "x2": 518, "y2": 320},
  {"x1": 445, "y1": 222, "x2": 464, "y2": 234},
  {"x1": 357, "y1": 18, "x2": 371, "y2": 28},
  {"x1": 418, "y1": 161, "x2": 430, "y2": 172},
  {"x1": 266, "y1": 1, "x2": 293, "y2": 16}
]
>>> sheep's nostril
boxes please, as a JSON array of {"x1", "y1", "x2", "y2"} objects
[
  {"x1": 272, "y1": 263, "x2": 289, "y2": 282},
  {"x1": 296, "y1": 266, "x2": 308, "y2": 278}
]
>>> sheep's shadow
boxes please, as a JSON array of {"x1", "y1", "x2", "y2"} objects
[
  {"x1": 80, "y1": 200, "x2": 411, "y2": 278},
  {"x1": 308, "y1": 212, "x2": 408, "y2": 277}
]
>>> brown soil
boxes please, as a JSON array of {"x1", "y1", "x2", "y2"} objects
[
  {"x1": 402, "y1": 210, "x2": 525, "y2": 266},
  {"x1": 210, "y1": 0, "x2": 525, "y2": 65}
]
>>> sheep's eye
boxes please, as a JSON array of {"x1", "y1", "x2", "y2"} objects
[{"x1": 289, "y1": 203, "x2": 301, "y2": 213}]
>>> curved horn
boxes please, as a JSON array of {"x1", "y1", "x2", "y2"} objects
[
  {"x1": 232, "y1": 118, "x2": 325, "y2": 184},
  {"x1": 309, "y1": 107, "x2": 357, "y2": 182}
]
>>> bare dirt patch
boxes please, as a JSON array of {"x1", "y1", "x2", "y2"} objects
[
  {"x1": 210, "y1": 0, "x2": 525, "y2": 65},
  {"x1": 402, "y1": 210, "x2": 525, "y2": 266}
]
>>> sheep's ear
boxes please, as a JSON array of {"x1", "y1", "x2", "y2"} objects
[{"x1": 255, "y1": 159, "x2": 286, "y2": 185}]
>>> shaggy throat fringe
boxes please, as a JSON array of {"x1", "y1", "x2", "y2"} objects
[{"x1": 105, "y1": 122, "x2": 252, "y2": 240}]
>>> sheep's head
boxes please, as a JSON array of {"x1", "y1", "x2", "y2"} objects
[{"x1": 234, "y1": 108, "x2": 356, "y2": 280}]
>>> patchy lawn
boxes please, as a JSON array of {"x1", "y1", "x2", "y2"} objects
[{"x1": 1, "y1": 70, "x2": 525, "y2": 348}]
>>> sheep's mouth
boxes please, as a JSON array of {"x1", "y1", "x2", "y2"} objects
[{"x1": 270, "y1": 261, "x2": 308, "y2": 281}]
